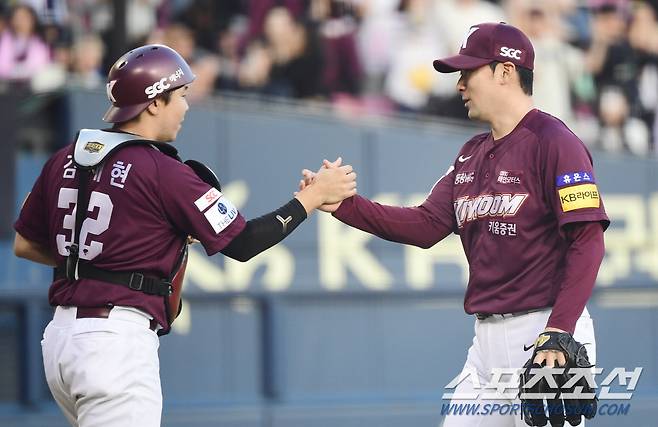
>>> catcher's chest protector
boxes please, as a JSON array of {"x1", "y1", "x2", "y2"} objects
[{"x1": 69, "y1": 129, "x2": 190, "y2": 334}]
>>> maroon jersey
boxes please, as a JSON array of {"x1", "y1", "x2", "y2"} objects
[
  {"x1": 14, "y1": 131, "x2": 246, "y2": 329},
  {"x1": 334, "y1": 110, "x2": 608, "y2": 330}
]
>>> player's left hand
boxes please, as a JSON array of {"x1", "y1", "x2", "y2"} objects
[
  {"x1": 519, "y1": 329, "x2": 597, "y2": 426},
  {"x1": 533, "y1": 327, "x2": 567, "y2": 367}
]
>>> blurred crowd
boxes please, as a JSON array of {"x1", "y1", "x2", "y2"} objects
[{"x1": 1, "y1": 0, "x2": 657, "y2": 155}]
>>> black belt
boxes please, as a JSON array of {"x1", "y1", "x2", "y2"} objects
[
  {"x1": 54, "y1": 263, "x2": 172, "y2": 297},
  {"x1": 475, "y1": 307, "x2": 550, "y2": 320},
  {"x1": 75, "y1": 306, "x2": 158, "y2": 331}
]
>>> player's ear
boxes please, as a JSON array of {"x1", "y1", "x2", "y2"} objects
[
  {"x1": 500, "y1": 62, "x2": 516, "y2": 84},
  {"x1": 145, "y1": 99, "x2": 160, "y2": 116}
]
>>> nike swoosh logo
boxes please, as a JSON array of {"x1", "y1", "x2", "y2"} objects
[
  {"x1": 523, "y1": 344, "x2": 535, "y2": 351},
  {"x1": 458, "y1": 155, "x2": 472, "y2": 163}
]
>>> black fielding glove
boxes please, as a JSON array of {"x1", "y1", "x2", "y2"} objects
[{"x1": 520, "y1": 331, "x2": 597, "y2": 426}]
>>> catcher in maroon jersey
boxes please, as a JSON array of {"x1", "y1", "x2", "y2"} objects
[{"x1": 13, "y1": 44, "x2": 356, "y2": 427}]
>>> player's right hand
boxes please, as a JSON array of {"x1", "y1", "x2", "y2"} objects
[
  {"x1": 297, "y1": 157, "x2": 351, "y2": 212},
  {"x1": 313, "y1": 163, "x2": 357, "y2": 204}
]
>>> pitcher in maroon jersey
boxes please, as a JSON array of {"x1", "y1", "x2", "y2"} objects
[
  {"x1": 301, "y1": 22, "x2": 608, "y2": 427},
  {"x1": 13, "y1": 44, "x2": 357, "y2": 427}
]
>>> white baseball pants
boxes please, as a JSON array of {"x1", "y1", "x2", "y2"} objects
[
  {"x1": 441, "y1": 308, "x2": 596, "y2": 427},
  {"x1": 41, "y1": 306, "x2": 162, "y2": 427}
]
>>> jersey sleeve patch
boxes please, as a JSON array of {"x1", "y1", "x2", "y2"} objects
[
  {"x1": 194, "y1": 188, "x2": 222, "y2": 211},
  {"x1": 558, "y1": 183, "x2": 600, "y2": 212},
  {"x1": 204, "y1": 196, "x2": 239, "y2": 234},
  {"x1": 556, "y1": 171, "x2": 594, "y2": 187}
]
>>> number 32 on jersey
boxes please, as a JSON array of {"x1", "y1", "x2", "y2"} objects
[{"x1": 55, "y1": 188, "x2": 114, "y2": 260}]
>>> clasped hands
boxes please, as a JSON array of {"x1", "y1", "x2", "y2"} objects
[{"x1": 295, "y1": 157, "x2": 355, "y2": 213}]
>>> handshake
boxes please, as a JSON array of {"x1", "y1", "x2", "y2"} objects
[{"x1": 294, "y1": 157, "x2": 356, "y2": 214}]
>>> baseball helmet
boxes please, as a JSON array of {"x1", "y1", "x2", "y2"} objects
[{"x1": 103, "y1": 44, "x2": 196, "y2": 123}]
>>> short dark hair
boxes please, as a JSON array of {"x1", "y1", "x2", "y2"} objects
[
  {"x1": 489, "y1": 61, "x2": 533, "y2": 96},
  {"x1": 112, "y1": 92, "x2": 172, "y2": 128},
  {"x1": 159, "y1": 91, "x2": 173, "y2": 104}
]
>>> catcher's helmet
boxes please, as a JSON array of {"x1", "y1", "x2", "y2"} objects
[{"x1": 103, "y1": 44, "x2": 196, "y2": 123}]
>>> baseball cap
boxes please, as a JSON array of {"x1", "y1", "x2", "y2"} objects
[{"x1": 433, "y1": 22, "x2": 534, "y2": 73}]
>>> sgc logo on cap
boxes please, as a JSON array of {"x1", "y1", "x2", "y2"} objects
[{"x1": 499, "y1": 46, "x2": 522, "y2": 60}]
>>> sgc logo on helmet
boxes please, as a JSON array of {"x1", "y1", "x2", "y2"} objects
[{"x1": 145, "y1": 78, "x2": 172, "y2": 99}]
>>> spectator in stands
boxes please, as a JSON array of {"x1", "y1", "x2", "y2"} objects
[
  {"x1": 384, "y1": 0, "x2": 450, "y2": 112},
  {"x1": 162, "y1": 23, "x2": 199, "y2": 63},
  {"x1": 585, "y1": 0, "x2": 651, "y2": 153},
  {"x1": 355, "y1": 0, "x2": 406, "y2": 95},
  {"x1": 0, "y1": 5, "x2": 6, "y2": 34},
  {"x1": 555, "y1": 0, "x2": 596, "y2": 49},
  {"x1": 126, "y1": 0, "x2": 162, "y2": 44},
  {"x1": 245, "y1": 0, "x2": 306, "y2": 46},
  {"x1": 312, "y1": 0, "x2": 363, "y2": 96},
  {"x1": 20, "y1": 0, "x2": 70, "y2": 27},
  {"x1": 515, "y1": 2, "x2": 590, "y2": 128},
  {"x1": 585, "y1": 1, "x2": 639, "y2": 112},
  {"x1": 23, "y1": 0, "x2": 71, "y2": 60},
  {"x1": 434, "y1": 0, "x2": 506, "y2": 51},
  {"x1": 68, "y1": 33, "x2": 105, "y2": 89},
  {"x1": 161, "y1": 23, "x2": 220, "y2": 102},
  {"x1": 628, "y1": 1, "x2": 658, "y2": 152},
  {"x1": 177, "y1": 0, "x2": 245, "y2": 53},
  {"x1": 0, "y1": 4, "x2": 51, "y2": 82},
  {"x1": 596, "y1": 85, "x2": 650, "y2": 154},
  {"x1": 61, "y1": 0, "x2": 105, "y2": 36},
  {"x1": 66, "y1": 0, "x2": 160, "y2": 70},
  {"x1": 214, "y1": 16, "x2": 248, "y2": 92},
  {"x1": 238, "y1": 39, "x2": 273, "y2": 93},
  {"x1": 262, "y1": 7, "x2": 324, "y2": 98},
  {"x1": 1, "y1": 0, "x2": 654, "y2": 156}
]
